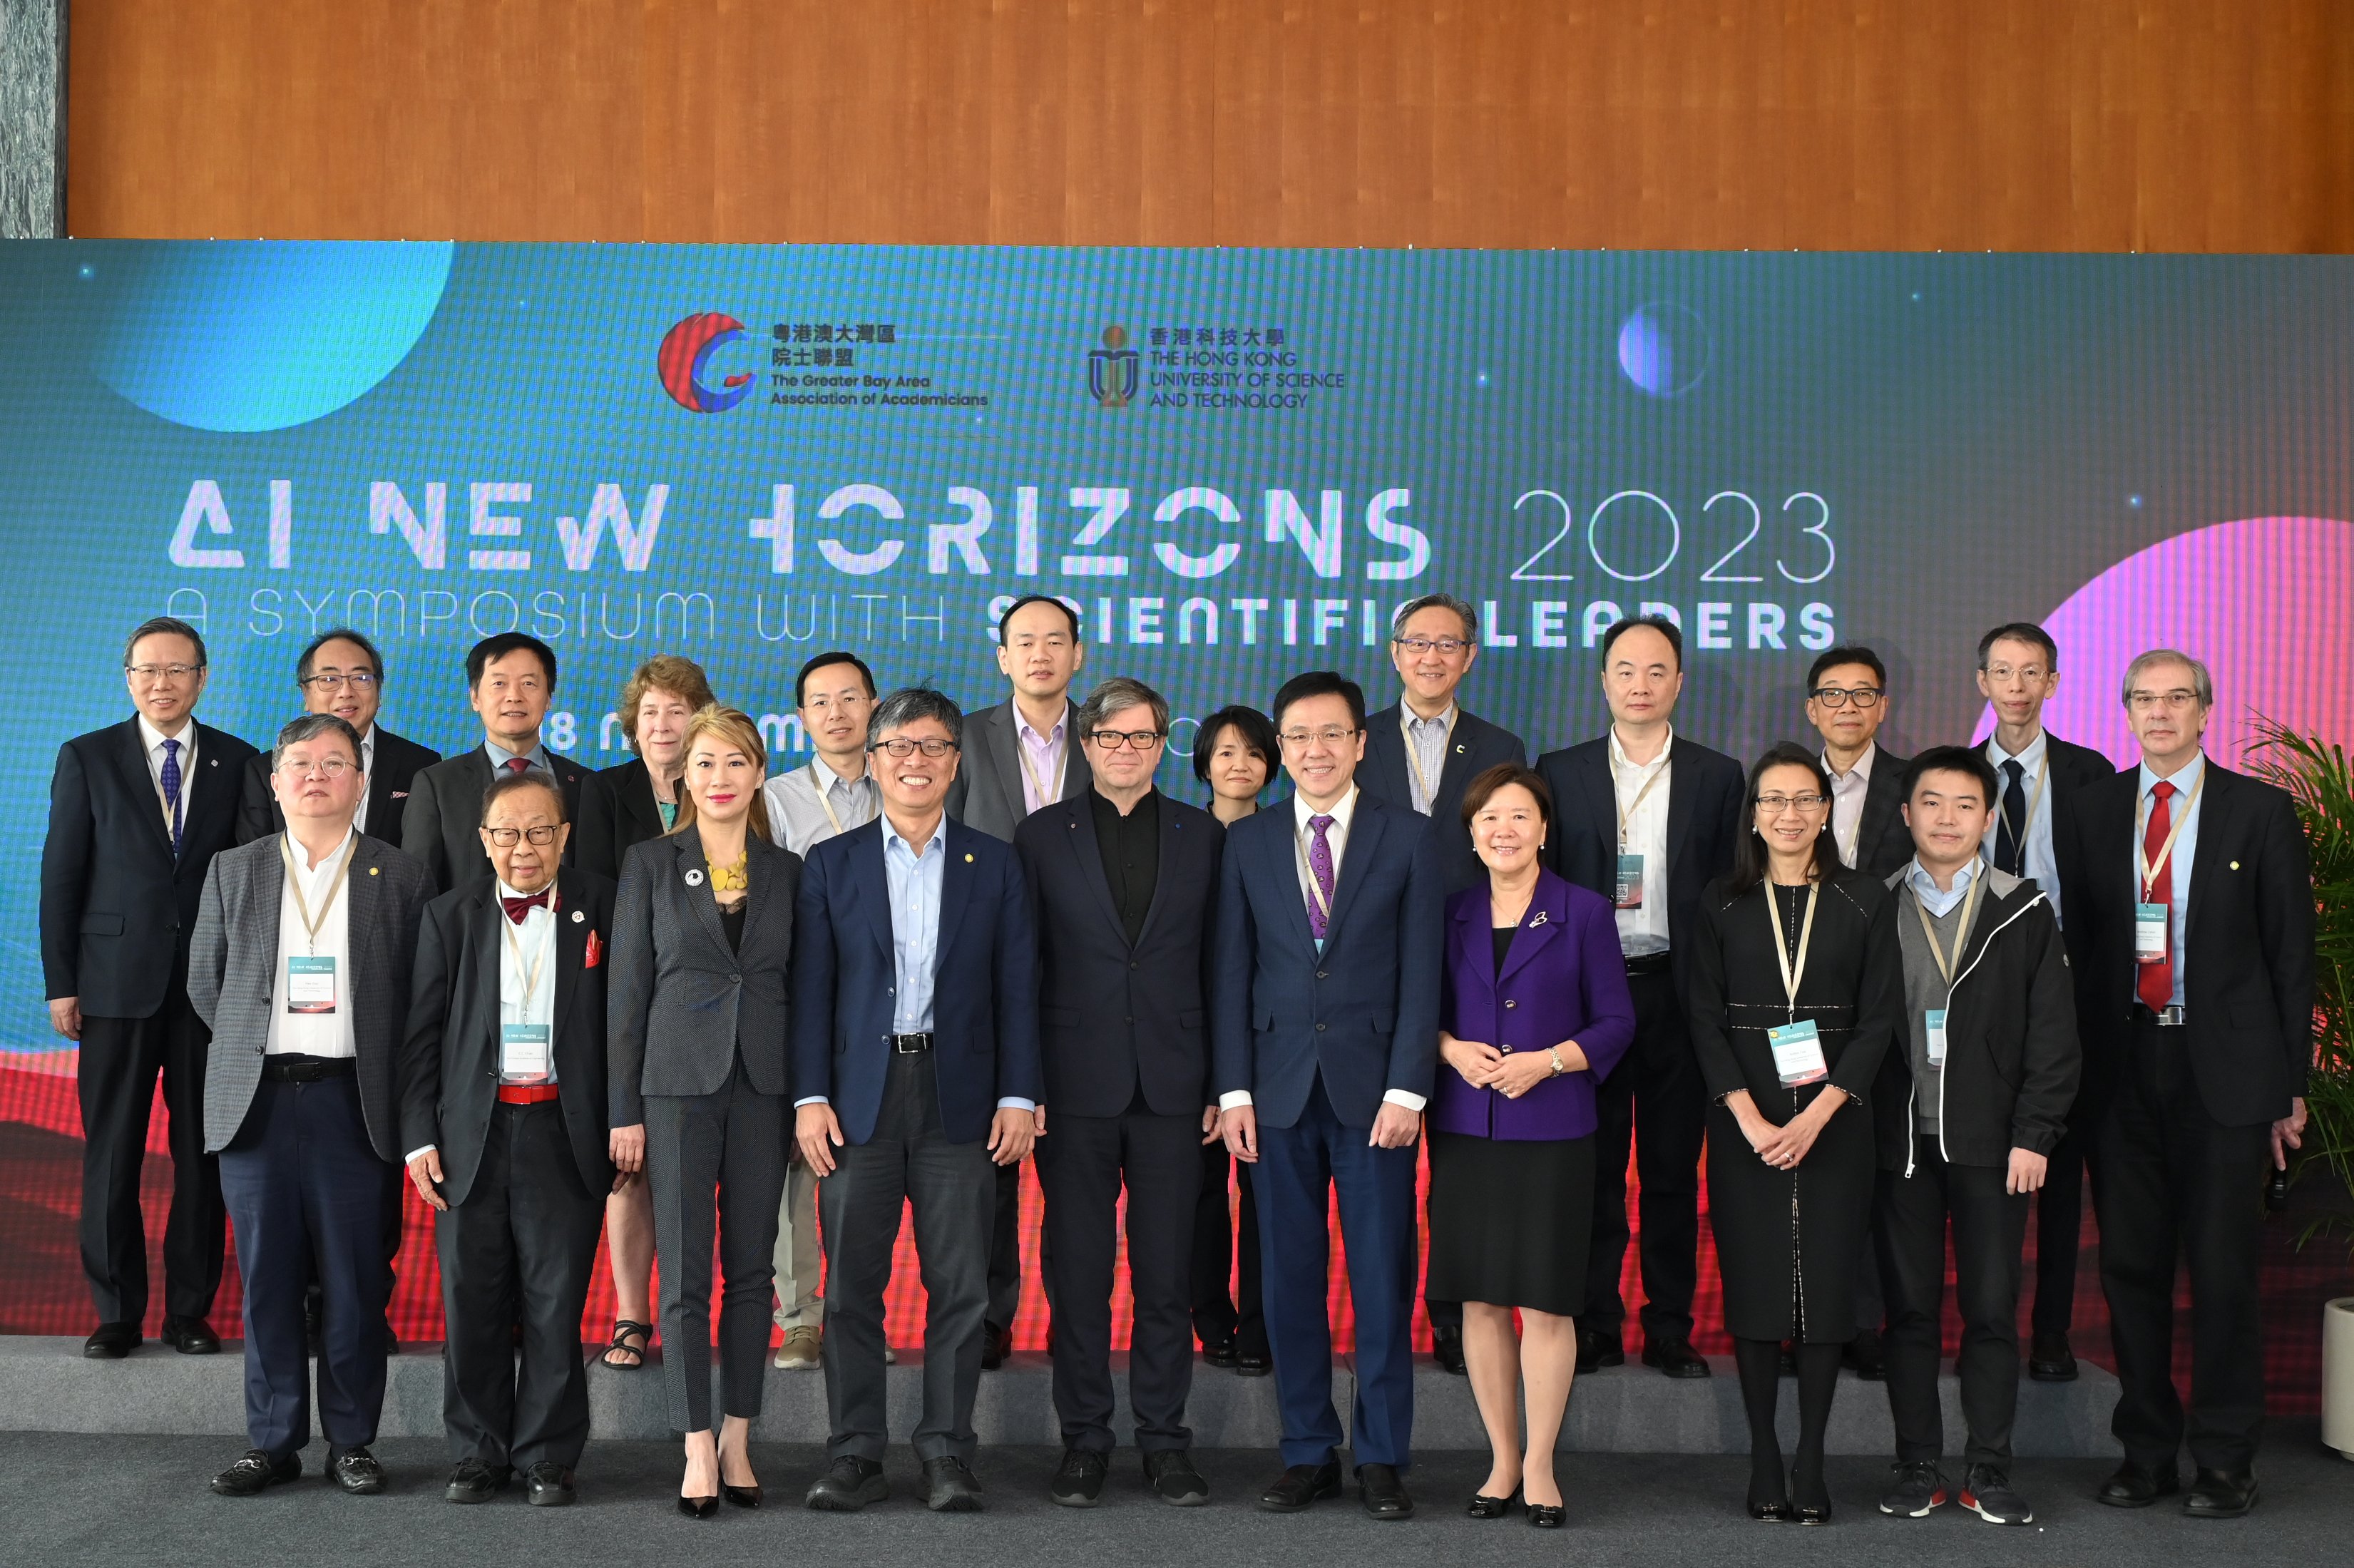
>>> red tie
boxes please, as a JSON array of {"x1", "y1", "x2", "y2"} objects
[
  {"x1": 503, "y1": 757, "x2": 532, "y2": 775},
  {"x1": 2136, "y1": 781, "x2": 2176, "y2": 1013},
  {"x1": 501, "y1": 888, "x2": 552, "y2": 924}
]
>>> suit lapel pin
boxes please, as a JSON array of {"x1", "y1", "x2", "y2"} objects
[
  {"x1": 571, "y1": 908, "x2": 585, "y2": 923},
  {"x1": 1529, "y1": 910, "x2": 1548, "y2": 926},
  {"x1": 1454, "y1": 743, "x2": 1466, "y2": 754},
  {"x1": 367, "y1": 866, "x2": 379, "y2": 876},
  {"x1": 685, "y1": 868, "x2": 705, "y2": 886},
  {"x1": 964, "y1": 852, "x2": 975, "y2": 862},
  {"x1": 2230, "y1": 860, "x2": 2241, "y2": 870}
]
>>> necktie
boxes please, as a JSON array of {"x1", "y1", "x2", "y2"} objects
[
  {"x1": 1306, "y1": 814, "x2": 1336, "y2": 941},
  {"x1": 1993, "y1": 758, "x2": 2028, "y2": 876},
  {"x1": 503, "y1": 756, "x2": 532, "y2": 776},
  {"x1": 2136, "y1": 781, "x2": 2176, "y2": 1013},
  {"x1": 160, "y1": 737, "x2": 184, "y2": 856},
  {"x1": 501, "y1": 888, "x2": 551, "y2": 924}
]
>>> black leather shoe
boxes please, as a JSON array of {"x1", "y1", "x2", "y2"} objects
[
  {"x1": 2027, "y1": 1332, "x2": 2079, "y2": 1382},
  {"x1": 1527, "y1": 1500, "x2": 1565, "y2": 1528},
  {"x1": 2095, "y1": 1460, "x2": 2181, "y2": 1508},
  {"x1": 160, "y1": 1316, "x2": 220, "y2": 1355},
  {"x1": 677, "y1": 1495, "x2": 717, "y2": 1519},
  {"x1": 804, "y1": 1455, "x2": 888, "y2": 1512},
  {"x1": 329, "y1": 1445, "x2": 387, "y2": 1495},
  {"x1": 980, "y1": 1322, "x2": 1013, "y2": 1370},
  {"x1": 2183, "y1": 1469, "x2": 2258, "y2": 1519},
  {"x1": 1842, "y1": 1329, "x2": 1885, "y2": 1380},
  {"x1": 1258, "y1": 1460, "x2": 1342, "y2": 1512},
  {"x1": 1575, "y1": 1328, "x2": 1624, "y2": 1375},
  {"x1": 1234, "y1": 1346, "x2": 1273, "y2": 1376},
  {"x1": 1467, "y1": 1485, "x2": 1519, "y2": 1518},
  {"x1": 1642, "y1": 1335, "x2": 1711, "y2": 1378},
  {"x1": 1050, "y1": 1447, "x2": 1108, "y2": 1507},
  {"x1": 1200, "y1": 1336, "x2": 1238, "y2": 1368},
  {"x1": 83, "y1": 1321, "x2": 138, "y2": 1358},
  {"x1": 923, "y1": 1455, "x2": 986, "y2": 1512},
  {"x1": 211, "y1": 1448, "x2": 300, "y2": 1497},
  {"x1": 1356, "y1": 1462, "x2": 1413, "y2": 1520},
  {"x1": 1432, "y1": 1322, "x2": 1467, "y2": 1375},
  {"x1": 444, "y1": 1457, "x2": 508, "y2": 1503},
  {"x1": 1144, "y1": 1448, "x2": 1209, "y2": 1505},
  {"x1": 524, "y1": 1462, "x2": 574, "y2": 1506}
]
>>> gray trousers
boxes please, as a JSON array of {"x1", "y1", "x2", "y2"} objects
[{"x1": 819, "y1": 1051, "x2": 995, "y2": 1463}]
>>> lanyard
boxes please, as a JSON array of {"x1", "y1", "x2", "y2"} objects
[
  {"x1": 501, "y1": 887, "x2": 556, "y2": 1013},
  {"x1": 1612, "y1": 742, "x2": 1670, "y2": 848},
  {"x1": 2136, "y1": 766, "x2": 2206, "y2": 899},
  {"x1": 1295, "y1": 814, "x2": 1338, "y2": 923},
  {"x1": 1017, "y1": 724, "x2": 1067, "y2": 809},
  {"x1": 1401, "y1": 707, "x2": 1455, "y2": 813},
  {"x1": 1762, "y1": 881, "x2": 1820, "y2": 1023},
  {"x1": 1909, "y1": 868, "x2": 1983, "y2": 985},
  {"x1": 810, "y1": 758, "x2": 874, "y2": 839},
  {"x1": 280, "y1": 834, "x2": 357, "y2": 956}
]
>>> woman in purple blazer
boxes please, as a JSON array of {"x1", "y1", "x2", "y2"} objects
[{"x1": 1428, "y1": 764, "x2": 1635, "y2": 1528}]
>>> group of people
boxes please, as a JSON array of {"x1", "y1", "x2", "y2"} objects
[{"x1": 39, "y1": 590, "x2": 2313, "y2": 1527}]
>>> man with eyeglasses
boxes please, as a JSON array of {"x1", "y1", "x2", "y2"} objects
[
  {"x1": 1971, "y1": 622, "x2": 2118, "y2": 1384},
  {"x1": 42, "y1": 616, "x2": 258, "y2": 1361},
  {"x1": 946, "y1": 594, "x2": 1092, "y2": 1365},
  {"x1": 794, "y1": 689, "x2": 1043, "y2": 1513},
  {"x1": 236, "y1": 628, "x2": 441, "y2": 848},
  {"x1": 1214, "y1": 671, "x2": 1441, "y2": 1521},
  {"x1": 190, "y1": 714, "x2": 433, "y2": 1498},
  {"x1": 1535, "y1": 614, "x2": 1744, "y2": 1381},
  {"x1": 2067, "y1": 651, "x2": 2312, "y2": 1520},
  {"x1": 398, "y1": 769, "x2": 618, "y2": 1507},
  {"x1": 1014, "y1": 677, "x2": 1222, "y2": 1507},
  {"x1": 401, "y1": 632, "x2": 590, "y2": 895}
]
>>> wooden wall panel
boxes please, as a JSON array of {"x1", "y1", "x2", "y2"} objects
[{"x1": 61, "y1": 0, "x2": 2354, "y2": 251}]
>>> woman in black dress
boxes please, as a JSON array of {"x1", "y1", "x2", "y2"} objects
[{"x1": 1689, "y1": 742, "x2": 1903, "y2": 1524}]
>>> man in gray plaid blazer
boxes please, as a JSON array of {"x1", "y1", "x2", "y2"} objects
[{"x1": 188, "y1": 713, "x2": 433, "y2": 1500}]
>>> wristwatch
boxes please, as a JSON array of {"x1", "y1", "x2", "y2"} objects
[{"x1": 1547, "y1": 1047, "x2": 1567, "y2": 1077}]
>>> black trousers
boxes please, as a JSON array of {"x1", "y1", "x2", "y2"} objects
[
  {"x1": 1038, "y1": 1107, "x2": 1202, "y2": 1452},
  {"x1": 2030, "y1": 1122, "x2": 2089, "y2": 1338},
  {"x1": 1873, "y1": 1137, "x2": 2030, "y2": 1466},
  {"x1": 645, "y1": 1064, "x2": 786, "y2": 1435},
  {"x1": 436, "y1": 1102, "x2": 605, "y2": 1470},
  {"x1": 2092, "y1": 1016, "x2": 2271, "y2": 1472},
  {"x1": 77, "y1": 993, "x2": 224, "y2": 1326},
  {"x1": 1191, "y1": 1142, "x2": 1266, "y2": 1356},
  {"x1": 1580, "y1": 967, "x2": 1704, "y2": 1343},
  {"x1": 988, "y1": 1160, "x2": 1023, "y2": 1331}
]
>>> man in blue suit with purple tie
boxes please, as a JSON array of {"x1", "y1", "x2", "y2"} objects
[{"x1": 1214, "y1": 671, "x2": 1443, "y2": 1522}]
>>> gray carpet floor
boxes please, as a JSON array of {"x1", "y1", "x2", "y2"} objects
[{"x1": 6, "y1": 1426, "x2": 2346, "y2": 1568}]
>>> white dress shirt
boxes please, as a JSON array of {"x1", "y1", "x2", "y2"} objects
[
  {"x1": 404, "y1": 876, "x2": 557, "y2": 1163},
  {"x1": 1823, "y1": 741, "x2": 1879, "y2": 870},
  {"x1": 137, "y1": 714, "x2": 196, "y2": 846},
  {"x1": 265, "y1": 826, "x2": 359, "y2": 1059},
  {"x1": 1400, "y1": 702, "x2": 1456, "y2": 815},
  {"x1": 2135, "y1": 751, "x2": 2204, "y2": 1009},
  {"x1": 1980, "y1": 729, "x2": 2059, "y2": 927},
  {"x1": 1608, "y1": 725, "x2": 1673, "y2": 956},
  {"x1": 350, "y1": 726, "x2": 378, "y2": 834}
]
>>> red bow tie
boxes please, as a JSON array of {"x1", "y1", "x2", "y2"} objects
[{"x1": 501, "y1": 888, "x2": 553, "y2": 924}]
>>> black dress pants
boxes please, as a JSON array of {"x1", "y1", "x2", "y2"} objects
[
  {"x1": 436, "y1": 1102, "x2": 605, "y2": 1470},
  {"x1": 1190, "y1": 1142, "x2": 1266, "y2": 1356},
  {"x1": 988, "y1": 1161, "x2": 1023, "y2": 1332},
  {"x1": 1873, "y1": 1137, "x2": 2030, "y2": 1466},
  {"x1": 1580, "y1": 967, "x2": 1704, "y2": 1344},
  {"x1": 1038, "y1": 1107, "x2": 1202, "y2": 1452},
  {"x1": 2092, "y1": 1016, "x2": 2271, "y2": 1472},
  {"x1": 77, "y1": 992, "x2": 224, "y2": 1326},
  {"x1": 2030, "y1": 1122, "x2": 2089, "y2": 1338}
]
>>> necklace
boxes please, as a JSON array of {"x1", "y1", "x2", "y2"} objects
[{"x1": 706, "y1": 852, "x2": 749, "y2": 893}]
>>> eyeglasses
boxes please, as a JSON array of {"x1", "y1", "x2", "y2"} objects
[
  {"x1": 126, "y1": 662, "x2": 203, "y2": 682},
  {"x1": 1982, "y1": 663, "x2": 2049, "y2": 684},
  {"x1": 275, "y1": 757, "x2": 354, "y2": 779},
  {"x1": 1088, "y1": 729, "x2": 1165, "y2": 751},
  {"x1": 485, "y1": 825, "x2": 561, "y2": 846},
  {"x1": 869, "y1": 737, "x2": 959, "y2": 759},
  {"x1": 1755, "y1": 793, "x2": 1830, "y2": 814},
  {"x1": 299, "y1": 670, "x2": 379, "y2": 691},
  {"x1": 1393, "y1": 635, "x2": 1470, "y2": 657},
  {"x1": 2127, "y1": 689, "x2": 2202, "y2": 714},
  {"x1": 1279, "y1": 726, "x2": 1359, "y2": 749},
  {"x1": 1808, "y1": 687, "x2": 1882, "y2": 709}
]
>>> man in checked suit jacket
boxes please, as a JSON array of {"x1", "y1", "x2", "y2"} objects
[
  {"x1": 401, "y1": 632, "x2": 590, "y2": 894},
  {"x1": 189, "y1": 714, "x2": 433, "y2": 1500},
  {"x1": 41, "y1": 616, "x2": 257, "y2": 1359}
]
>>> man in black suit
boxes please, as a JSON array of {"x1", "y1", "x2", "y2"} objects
[
  {"x1": 2070, "y1": 650, "x2": 2312, "y2": 1520},
  {"x1": 1356, "y1": 593, "x2": 1525, "y2": 1372},
  {"x1": 1972, "y1": 622, "x2": 2119, "y2": 1383},
  {"x1": 1536, "y1": 614, "x2": 1743, "y2": 1380},
  {"x1": 41, "y1": 616, "x2": 257, "y2": 1359},
  {"x1": 1016, "y1": 677, "x2": 1221, "y2": 1509},
  {"x1": 401, "y1": 632, "x2": 589, "y2": 894},
  {"x1": 235, "y1": 628, "x2": 439, "y2": 847}
]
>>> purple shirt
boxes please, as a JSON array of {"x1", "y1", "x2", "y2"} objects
[
  {"x1": 1431, "y1": 867, "x2": 1635, "y2": 1140},
  {"x1": 1017, "y1": 715, "x2": 1068, "y2": 816}
]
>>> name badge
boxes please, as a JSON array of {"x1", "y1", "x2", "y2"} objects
[
  {"x1": 2134, "y1": 901, "x2": 2169, "y2": 964},
  {"x1": 501, "y1": 1023, "x2": 552, "y2": 1082},
  {"x1": 1925, "y1": 1007, "x2": 1948, "y2": 1066},
  {"x1": 285, "y1": 954, "x2": 338, "y2": 1015},
  {"x1": 1767, "y1": 1018, "x2": 1828, "y2": 1086},
  {"x1": 1614, "y1": 852, "x2": 1645, "y2": 909}
]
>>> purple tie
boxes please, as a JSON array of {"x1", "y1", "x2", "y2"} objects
[
  {"x1": 160, "y1": 737, "x2": 184, "y2": 856},
  {"x1": 1306, "y1": 814, "x2": 1336, "y2": 941}
]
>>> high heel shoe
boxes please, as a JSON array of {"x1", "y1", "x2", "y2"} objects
[
  {"x1": 1791, "y1": 1467, "x2": 1832, "y2": 1525},
  {"x1": 722, "y1": 1480, "x2": 763, "y2": 1509},
  {"x1": 1747, "y1": 1471, "x2": 1793, "y2": 1522},
  {"x1": 677, "y1": 1494, "x2": 719, "y2": 1519},
  {"x1": 1466, "y1": 1485, "x2": 1520, "y2": 1518}
]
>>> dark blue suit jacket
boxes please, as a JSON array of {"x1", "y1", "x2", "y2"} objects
[
  {"x1": 1358, "y1": 703, "x2": 1526, "y2": 894},
  {"x1": 1212, "y1": 792, "x2": 1443, "y2": 1129},
  {"x1": 791, "y1": 816, "x2": 1043, "y2": 1146}
]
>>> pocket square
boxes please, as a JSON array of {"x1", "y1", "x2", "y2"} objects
[
  {"x1": 584, "y1": 931, "x2": 603, "y2": 968},
  {"x1": 390, "y1": 791, "x2": 409, "y2": 799}
]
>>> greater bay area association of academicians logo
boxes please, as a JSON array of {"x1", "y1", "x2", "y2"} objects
[
  {"x1": 657, "y1": 312, "x2": 756, "y2": 413},
  {"x1": 1088, "y1": 324, "x2": 1140, "y2": 409}
]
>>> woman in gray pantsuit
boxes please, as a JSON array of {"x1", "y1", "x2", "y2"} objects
[{"x1": 608, "y1": 705, "x2": 801, "y2": 1517}]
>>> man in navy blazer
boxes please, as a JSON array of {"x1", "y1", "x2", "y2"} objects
[
  {"x1": 792, "y1": 688, "x2": 1044, "y2": 1515},
  {"x1": 1214, "y1": 671, "x2": 1442, "y2": 1522}
]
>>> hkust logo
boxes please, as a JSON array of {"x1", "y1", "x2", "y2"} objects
[
  {"x1": 657, "y1": 312, "x2": 756, "y2": 413},
  {"x1": 1088, "y1": 325, "x2": 1141, "y2": 409}
]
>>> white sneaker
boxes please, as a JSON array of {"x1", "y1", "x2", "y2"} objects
[{"x1": 773, "y1": 1325, "x2": 822, "y2": 1370}]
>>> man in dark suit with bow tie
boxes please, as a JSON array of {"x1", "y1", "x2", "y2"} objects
[
  {"x1": 235, "y1": 628, "x2": 439, "y2": 848},
  {"x1": 41, "y1": 616, "x2": 257, "y2": 1359},
  {"x1": 401, "y1": 632, "x2": 588, "y2": 894},
  {"x1": 399, "y1": 769, "x2": 618, "y2": 1507}
]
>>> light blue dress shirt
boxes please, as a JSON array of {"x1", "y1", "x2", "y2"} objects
[
  {"x1": 484, "y1": 739, "x2": 553, "y2": 772},
  {"x1": 1981, "y1": 729, "x2": 2062, "y2": 928},
  {"x1": 2134, "y1": 752, "x2": 2204, "y2": 1008},
  {"x1": 1905, "y1": 851, "x2": 1982, "y2": 918},
  {"x1": 879, "y1": 819, "x2": 1035, "y2": 1113}
]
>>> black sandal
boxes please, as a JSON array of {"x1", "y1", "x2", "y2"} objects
[{"x1": 602, "y1": 1319, "x2": 651, "y2": 1370}]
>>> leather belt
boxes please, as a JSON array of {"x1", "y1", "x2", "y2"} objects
[
  {"x1": 497, "y1": 1083, "x2": 562, "y2": 1105},
  {"x1": 891, "y1": 1032, "x2": 935, "y2": 1055},
  {"x1": 260, "y1": 1055, "x2": 357, "y2": 1082},
  {"x1": 2134, "y1": 1003, "x2": 2187, "y2": 1028},
  {"x1": 1624, "y1": 950, "x2": 1672, "y2": 976}
]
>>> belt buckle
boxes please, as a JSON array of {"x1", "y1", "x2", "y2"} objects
[
  {"x1": 2158, "y1": 1005, "x2": 2186, "y2": 1027},
  {"x1": 892, "y1": 1032, "x2": 931, "y2": 1055}
]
